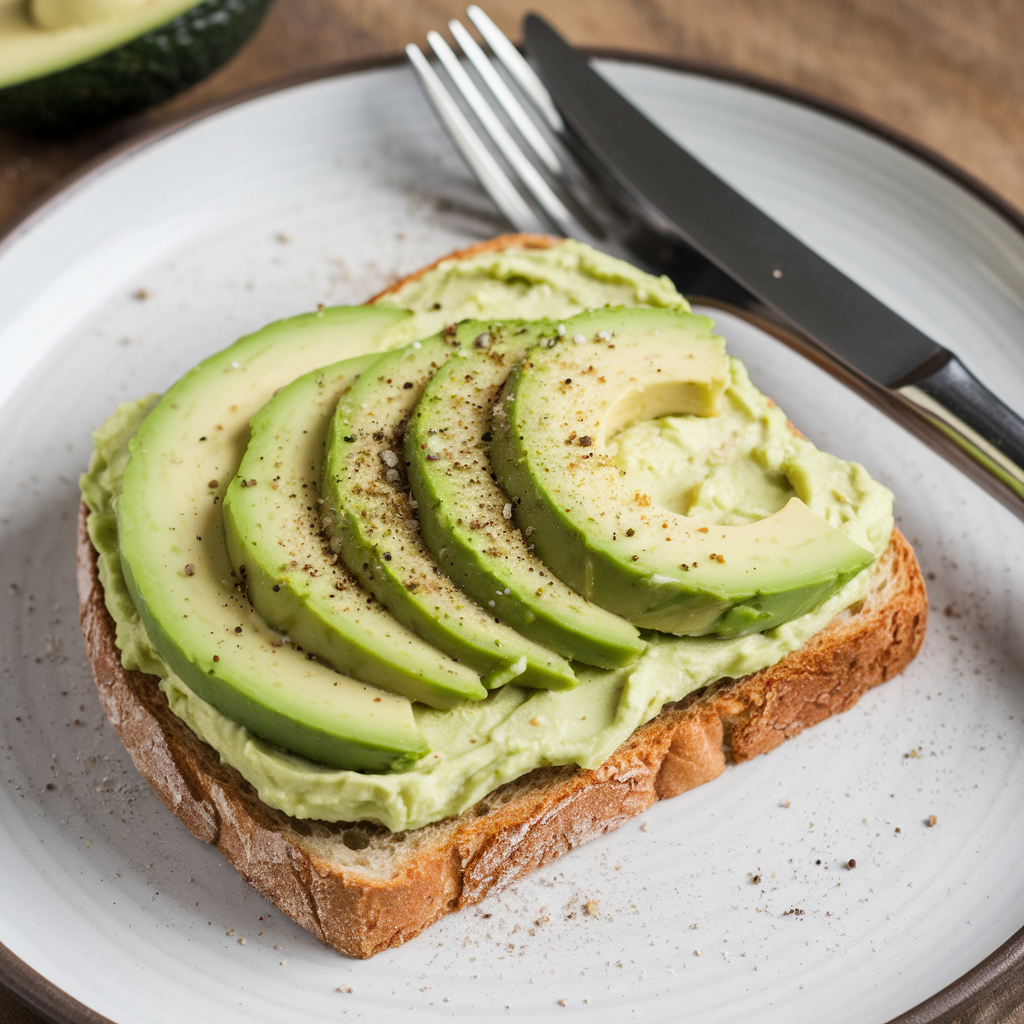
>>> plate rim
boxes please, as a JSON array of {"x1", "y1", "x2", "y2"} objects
[{"x1": 2, "y1": 48, "x2": 1023, "y2": 1024}]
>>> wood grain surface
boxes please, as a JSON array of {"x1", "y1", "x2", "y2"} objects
[
  {"x1": 2, "y1": 1, "x2": 1024, "y2": 1022},
  {"x1": 3, "y1": 0, "x2": 1024, "y2": 234}
]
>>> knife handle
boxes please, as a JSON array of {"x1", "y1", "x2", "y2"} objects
[
  {"x1": 621, "y1": 230, "x2": 1024, "y2": 522},
  {"x1": 897, "y1": 355, "x2": 1024, "y2": 515},
  {"x1": 687, "y1": 280, "x2": 1024, "y2": 523}
]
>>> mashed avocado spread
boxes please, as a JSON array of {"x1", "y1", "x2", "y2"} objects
[{"x1": 80, "y1": 240, "x2": 893, "y2": 832}]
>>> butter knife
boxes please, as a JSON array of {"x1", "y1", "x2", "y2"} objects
[{"x1": 524, "y1": 14, "x2": 1024, "y2": 522}]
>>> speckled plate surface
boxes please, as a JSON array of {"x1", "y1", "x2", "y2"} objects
[{"x1": 2, "y1": 58, "x2": 1024, "y2": 1024}]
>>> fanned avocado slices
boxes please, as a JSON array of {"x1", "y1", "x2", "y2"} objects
[
  {"x1": 489, "y1": 307, "x2": 876, "y2": 637},
  {"x1": 116, "y1": 304, "x2": 429, "y2": 772},
  {"x1": 322, "y1": 333, "x2": 578, "y2": 692},
  {"x1": 406, "y1": 318, "x2": 646, "y2": 669},
  {"x1": 223, "y1": 353, "x2": 487, "y2": 709}
]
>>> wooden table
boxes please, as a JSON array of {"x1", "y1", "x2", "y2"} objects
[
  {"x1": 2, "y1": 2, "x2": 1024, "y2": 1021},
  {"x1": 4, "y1": 0, "x2": 1024, "y2": 235}
]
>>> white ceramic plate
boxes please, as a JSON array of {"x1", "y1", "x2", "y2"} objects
[{"x1": 3, "y1": 58, "x2": 1024, "y2": 1024}]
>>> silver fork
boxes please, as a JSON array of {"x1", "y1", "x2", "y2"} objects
[
  {"x1": 404, "y1": 9, "x2": 744, "y2": 301},
  {"x1": 404, "y1": 7, "x2": 607, "y2": 243}
]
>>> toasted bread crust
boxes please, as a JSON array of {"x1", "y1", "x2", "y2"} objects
[
  {"x1": 77, "y1": 504, "x2": 925, "y2": 957},
  {"x1": 365, "y1": 233, "x2": 561, "y2": 305},
  {"x1": 76, "y1": 235, "x2": 928, "y2": 958}
]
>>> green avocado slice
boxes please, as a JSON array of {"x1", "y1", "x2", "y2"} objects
[
  {"x1": 222, "y1": 353, "x2": 487, "y2": 708},
  {"x1": 490, "y1": 307, "x2": 876, "y2": 637},
  {"x1": 406, "y1": 318, "x2": 646, "y2": 669},
  {"x1": 323, "y1": 333, "x2": 578, "y2": 692},
  {"x1": 117, "y1": 304, "x2": 428, "y2": 772}
]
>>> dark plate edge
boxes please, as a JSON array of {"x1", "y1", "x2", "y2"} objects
[
  {"x1": 0, "y1": 944, "x2": 113, "y2": 1024},
  {"x1": 1, "y1": 46, "x2": 1022, "y2": 1024}
]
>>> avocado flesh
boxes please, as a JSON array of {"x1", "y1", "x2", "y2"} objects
[
  {"x1": 406, "y1": 319, "x2": 646, "y2": 669},
  {"x1": 116, "y1": 304, "x2": 428, "y2": 772},
  {"x1": 323, "y1": 336, "x2": 577, "y2": 692},
  {"x1": 490, "y1": 307, "x2": 876, "y2": 637},
  {"x1": 223, "y1": 353, "x2": 487, "y2": 709}
]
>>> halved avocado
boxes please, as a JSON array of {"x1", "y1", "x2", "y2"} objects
[
  {"x1": 489, "y1": 307, "x2": 876, "y2": 637},
  {"x1": 406, "y1": 318, "x2": 646, "y2": 669},
  {"x1": 117, "y1": 303, "x2": 429, "y2": 772},
  {"x1": 0, "y1": 0, "x2": 273, "y2": 135}
]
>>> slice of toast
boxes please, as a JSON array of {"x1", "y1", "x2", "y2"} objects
[{"x1": 76, "y1": 238, "x2": 928, "y2": 959}]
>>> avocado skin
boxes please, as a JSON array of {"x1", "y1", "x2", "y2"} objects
[
  {"x1": 406, "y1": 318, "x2": 647, "y2": 670},
  {"x1": 0, "y1": 0, "x2": 273, "y2": 136}
]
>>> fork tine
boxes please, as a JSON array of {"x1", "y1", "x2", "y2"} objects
[
  {"x1": 465, "y1": 6, "x2": 564, "y2": 132},
  {"x1": 426, "y1": 31, "x2": 581, "y2": 238},
  {"x1": 448, "y1": 19, "x2": 561, "y2": 176},
  {"x1": 405, "y1": 43, "x2": 545, "y2": 234}
]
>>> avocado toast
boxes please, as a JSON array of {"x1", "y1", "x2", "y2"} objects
[{"x1": 77, "y1": 234, "x2": 927, "y2": 957}]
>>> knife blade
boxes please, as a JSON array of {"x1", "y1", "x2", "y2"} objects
[{"x1": 524, "y1": 13, "x2": 1024, "y2": 522}]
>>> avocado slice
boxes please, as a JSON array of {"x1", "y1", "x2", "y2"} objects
[
  {"x1": 0, "y1": 0, "x2": 273, "y2": 134},
  {"x1": 322, "y1": 334, "x2": 578, "y2": 691},
  {"x1": 223, "y1": 353, "x2": 487, "y2": 709},
  {"x1": 490, "y1": 307, "x2": 876, "y2": 637},
  {"x1": 117, "y1": 304, "x2": 429, "y2": 772},
  {"x1": 405, "y1": 318, "x2": 646, "y2": 669}
]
